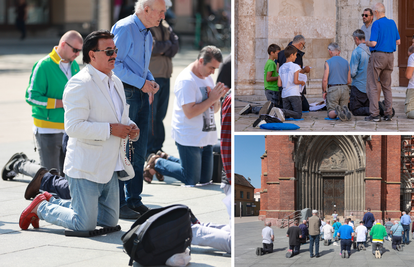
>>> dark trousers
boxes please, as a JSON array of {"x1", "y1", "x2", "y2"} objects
[
  {"x1": 265, "y1": 89, "x2": 281, "y2": 108},
  {"x1": 41, "y1": 172, "x2": 71, "y2": 199},
  {"x1": 341, "y1": 239, "x2": 352, "y2": 254},
  {"x1": 402, "y1": 224, "x2": 410, "y2": 244},
  {"x1": 15, "y1": 18, "x2": 26, "y2": 39},
  {"x1": 349, "y1": 85, "x2": 370, "y2": 116},
  {"x1": 309, "y1": 235, "x2": 319, "y2": 257},
  {"x1": 262, "y1": 243, "x2": 273, "y2": 254},
  {"x1": 289, "y1": 244, "x2": 300, "y2": 255},
  {"x1": 372, "y1": 242, "x2": 383, "y2": 255},
  {"x1": 282, "y1": 96, "x2": 302, "y2": 119},
  {"x1": 392, "y1": 235, "x2": 402, "y2": 250},
  {"x1": 147, "y1": 77, "x2": 170, "y2": 157}
]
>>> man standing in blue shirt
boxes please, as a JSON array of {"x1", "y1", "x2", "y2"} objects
[
  {"x1": 337, "y1": 218, "x2": 355, "y2": 258},
  {"x1": 349, "y1": 29, "x2": 370, "y2": 116},
  {"x1": 401, "y1": 211, "x2": 412, "y2": 245},
  {"x1": 111, "y1": 0, "x2": 165, "y2": 218},
  {"x1": 365, "y1": 2, "x2": 400, "y2": 122}
]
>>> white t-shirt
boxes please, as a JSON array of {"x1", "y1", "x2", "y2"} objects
[
  {"x1": 348, "y1": 222, "x2": 354, "y2": 228},
  {"x1": 355, "y1": 225, "x2": 367, "y2": 242},
  {"x1": 279, "y1": 62, "x2": 302, "y2": 98},
  {"x1": 262, "y1": 226, "x2": 274, "y2": 244},
  {"x1": 408, "y1": 54, "x2": 414, "y2": 89},
  {"x1": 322, "y1": 224, "x2": 334, "y2": 240},
  {"x1": 171, "y1": 66, "x2": 217, "y2": 147}
]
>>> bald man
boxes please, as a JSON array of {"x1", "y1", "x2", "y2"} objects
[{"x1": 25, "y1": 30, "x2": 83, "y2": 175}]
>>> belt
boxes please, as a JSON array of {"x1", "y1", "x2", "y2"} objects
[
  {"x1": 328, "y1": 84, "x2": 346, "y2": 88},
  {"x1": 372, "y1": 50, "x2": 392, "y2": 54}
]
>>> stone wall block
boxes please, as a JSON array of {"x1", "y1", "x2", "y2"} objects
[
  {"x1": 255, "y1": 57, "x2": 267, "y2": 81},
  {"x1": 256, "y1": 0, "x2": 268, "y2": 16},
  {"x1": 238, "y1": 0, "x2": 256, "y2": 16},
  {"x1": 313, "y1": 0, "x2": 336, "y2": 18},
  {"x1": 255, "y1": 16, "x2": 268, "y2": 38},
  {"x1": 312, "y1": 39, "x2": 332, "y2": 58}
]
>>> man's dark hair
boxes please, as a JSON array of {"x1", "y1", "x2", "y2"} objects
[
  {"x1": 388, "y1": 218, "x2": 391, "y2": 221},
  {"x1": 198, "y1": 45, "x2": 222, "y2": 65},
  {"x1": 352, "y1": 29, "x2": 365, "y2": 40},
  {"x1": 360, "y1": 221, "x2": 364, "y2": 224},
  {"x1": 344, "y1": 218, "x2": 349, "y2": 224},
  {"x1": 284, "y1": 45, "x2": 297, "y2": 59},
  {"x1": 367, "y1": 208, "x2": 371, "y2": 212},
  {"x1": 83, "y1": 30, "x2": 114, "y2": 64},
  {"x1": 268, "y1": 44, "x2": 281, "y2": 55},
  {"x1": 294, "y1": 219, "x2": 299, "y2": 225},
  {"x1": 364, "y1": 8, "x2": 373, "y2": 16}
]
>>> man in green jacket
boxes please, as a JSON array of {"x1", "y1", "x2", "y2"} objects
[
  {"x1": 24, "y1": 30, "x2": 83, "y2": 175},
  {"x1": 370, "y1": 219, "x2": 388, "y2": 257}
]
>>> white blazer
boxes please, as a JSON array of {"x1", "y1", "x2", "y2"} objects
[{"x1": 63, "y1": 64, "x2": 136, "y2": 183}]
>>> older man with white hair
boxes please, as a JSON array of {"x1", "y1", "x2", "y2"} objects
[
  {"x1": 308, "y1": 210, "x2": 321, "y2": 258},
  {"x1": 111, "y1": 0, "x2": 165, "y2": 219},
  {"x1": 365, "y1": 2, "x2": 400, "y2": 122},
  {"x1": 322, "y1": 42, "x2": 352, "y2": 121}
]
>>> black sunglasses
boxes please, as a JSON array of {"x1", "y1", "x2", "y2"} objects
[
  {"x1": 361, "y1": 14, "x2": 370, "y2": 18},
  {"x1": 93, "y1": 48, "x2": 118, "y2": 56},
  {"x1": 66, "y1": 42, "x2": 82, "y2": 53}
]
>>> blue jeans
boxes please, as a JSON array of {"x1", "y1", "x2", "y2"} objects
[
  {"x1": 37, "y1": 172, "x2": 119, "y2": 231},
  {"x1": 309, "y1": 235, "x2": 320, "y2": 257},
  {"x1": 147, "y1": 77, "x2": 170, "y2": 157},
  {"x1": 402, "y1": 224, "x2": 410, "y2": 244},
  {"x1": 120, "y1": 84, "x2": 150, "y2": 209},
  {"x1": 154, "y1": 142, "x2": 213, "y2": 185}
]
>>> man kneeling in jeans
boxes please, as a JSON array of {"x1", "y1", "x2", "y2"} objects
[{"x1": 143, "y1": 46, "x2": 229, "y2": 186}]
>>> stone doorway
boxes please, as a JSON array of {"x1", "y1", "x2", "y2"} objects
[{"x1": 323, "y1": 177, "x2": 344, "y2": 216}]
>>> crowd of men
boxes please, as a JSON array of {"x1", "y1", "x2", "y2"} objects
[
  {"x1": 257, "y1": 208, "x2": 413, "y2": 259},
  {"x1": 241, "y1": 2, "x2": 414, "y2": 125}
]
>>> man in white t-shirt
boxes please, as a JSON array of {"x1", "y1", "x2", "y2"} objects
[
  {"x1": 257, "y1": 221, "x2": 274, "y2": 255},
  {"x1": 144, "y1": 46, "x2": 228, "y2": 186},
  {"x1": 355, "y1": 221, "x2": 367, "y2": 250},
  {"x1": 405, "y1": 45, "x2": 414, "y2": 119},
  {"x1": 270, "y1": 45, "x2": 305, "y2": 122},
  {"x1": 322, "y1": 220, "x2": 334, "y2": 245}
]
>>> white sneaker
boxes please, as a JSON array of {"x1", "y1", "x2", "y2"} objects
[{"x1": 269, "y1": 107, "x2": 285, "y2": 122}]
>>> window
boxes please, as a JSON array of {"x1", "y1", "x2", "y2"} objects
[
  {"x1": 247, "y1": 192, "x2": 250, "y2": 199},
  {"x1": 240, "y1": 191, "x2": 244, "y2": 198}
]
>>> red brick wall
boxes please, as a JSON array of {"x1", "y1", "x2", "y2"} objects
[{"x1": 383, "y1": 135, "x2": 401, "y2": 218}]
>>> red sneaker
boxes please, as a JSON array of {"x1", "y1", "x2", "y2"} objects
[{"x1": 19, "y1": 194, "x2": 46, "y2": 230}]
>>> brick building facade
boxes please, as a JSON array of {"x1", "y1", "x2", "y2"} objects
[
  {"x1": 235, "y1": 173, "x2": 256, "y2": 216},
  {"x1": 259, "y1": 135, "x2": 414, "y2": 225}
]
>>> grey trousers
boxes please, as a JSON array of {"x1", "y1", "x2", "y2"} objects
[
  {"x1": 35, "y1": 132, "x2": 65, "y2": 175},
  {"x1": 282, "y1": 96, "x2": 302, "y2": 119},
  {"x1": 191, "y1": 223, "x2": 231, "y2": 253},
  {"x1": 366, "y1": 52, "x2": 394, "y2": 116}
]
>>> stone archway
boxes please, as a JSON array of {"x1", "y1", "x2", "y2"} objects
[{"x1": 293, "y1": 136, "x2": 366, "y2": 217}]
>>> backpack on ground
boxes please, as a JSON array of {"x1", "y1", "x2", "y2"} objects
[{"x1": 121, "y1": 204, "x2": 192, "y2": 266}]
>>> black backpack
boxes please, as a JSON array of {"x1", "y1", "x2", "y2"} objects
[{"x1": 121, "y1": 204, "x2": 192, "y2": 266}]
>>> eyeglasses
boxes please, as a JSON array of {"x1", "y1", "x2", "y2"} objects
[
  {"x1": 66, "y1": 42, "x2": 82, "y2": 53},
  {"x1": 93, "y1": 48, "x2": 118, "y2": 57},
  {"x1": 361, "y1": 14, "x2": 370, "y2": 18},
  {"x1": 301, "y1": 42, "x2": 306, "y2": 49}
]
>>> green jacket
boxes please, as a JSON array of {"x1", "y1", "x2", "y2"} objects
[
  {"x1": 370, "y1": 223, "x2": 387, "y2": 241},
  {"x1": 25, "y1": 48, "x2": 80, "y2": 129}
]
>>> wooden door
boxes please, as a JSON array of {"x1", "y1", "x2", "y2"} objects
[
  {"x1": 398, "y1": 0, "x2": 414, "y2": 86},
  {"x1": 323, "y1": 178, "x2": 344, "y2": 216}
]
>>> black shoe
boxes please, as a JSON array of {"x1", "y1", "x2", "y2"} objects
[
  {"x1": 258, "y1": 101, "x2": 274, "y2": 115},
  {"x1": 316, "y1": 254, "x2": 320, "y2": 258},
  {"x1": 2, "y1": 153, "x2": 24, "y2": 180},
  {"x1": 130, "y1": 204, "x2": 150, "y2": 215},
  {"x1": 256, "y1": 247, "x2": 261, "y2": 256},
  {"x1": 310, "y1": 255, "x2": 314, "y2": 258},
  {"x1": 119, "y1": 205, "x2": 141, "y2": 219},
  {"x1": 264, "y1": 114, "x2": 282, "y2": 124},
  {"x1": 253, "y1": 115, "x2": 264, "y2": 128},
  {"x1": 239, "y1": 104, "x2": 252, "y2": 115},
  {"x1": 383, "y1": 115, "x2": 392, "y2": 121},
  {"x1": 24, "y1": 167, "x2": 48, "y2": 200},
  {"x1": 365, "y1": 115, "x2": 381, "y2": 122}
]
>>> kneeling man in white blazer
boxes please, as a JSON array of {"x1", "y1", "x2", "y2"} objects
[{"x1": 19, "y1": 30, "x2": 140, "y2": 231}]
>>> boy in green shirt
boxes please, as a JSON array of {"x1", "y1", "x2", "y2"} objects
[
  {"x1": 264, "y1": 44, "x2": 281, "y2": 106},
  {"x1": 239, "y1": 44, "x2": 281, "y2": 116}
]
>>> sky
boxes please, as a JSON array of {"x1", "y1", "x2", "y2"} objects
[{"x1": 234, "y1": 135, "x2": 265, "y2": 189}]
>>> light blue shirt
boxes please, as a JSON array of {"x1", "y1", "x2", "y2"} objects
[
  {"x1": 111, "y1": 14, "x2": 154, "y2": 89},
  {"x1": 391, "y1": 223, "x2": 404, "y2": 236},
  {"x1": 326, "y1": 56, "x2": 349, "y2": 85},
  {"x1": 350, "y1": 43, "x2": 370, "y2": 93},
  {"x1": 401, "y1": 214, "x2": 412, "y2": 225}
]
